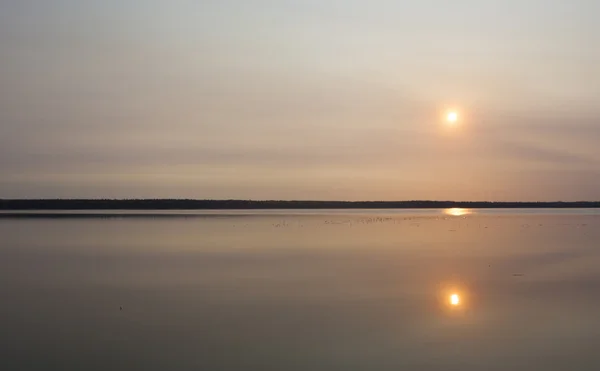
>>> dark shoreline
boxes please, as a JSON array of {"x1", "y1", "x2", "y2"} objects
[{"x1": 1, "y1": 199, "x2": 599, "y2": 210}]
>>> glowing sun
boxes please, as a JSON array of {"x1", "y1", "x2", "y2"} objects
[
  {"x1": 450, "y1": 293, "x2": 460, "y2": 306},
  {"x1": 446, "y1": 111, "x2": 458, "y2": 123}
]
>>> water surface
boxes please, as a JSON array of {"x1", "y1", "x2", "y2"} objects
[{"x1": 1, "y1": 209, "x2": 600, "y2": 370}]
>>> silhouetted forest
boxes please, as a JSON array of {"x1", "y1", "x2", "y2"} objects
[{"x1": 0, "y1": 199, "x2": 599, "y2": 210}]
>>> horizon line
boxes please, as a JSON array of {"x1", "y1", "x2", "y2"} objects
[
  {"x1": 1, "y1": 199, "x2": 600, "y2": 203},
  {"x1": 1, "y1": 199, "x2": 600, "y2": 211}
]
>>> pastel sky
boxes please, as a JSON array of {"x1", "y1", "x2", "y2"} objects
[{"x1": 1, "y1": 0, "x2": 599, "y2": 200}]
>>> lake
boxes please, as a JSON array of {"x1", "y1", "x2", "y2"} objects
[{"x1": 1, "y1": 208, "x2": 600, "y2": 370}]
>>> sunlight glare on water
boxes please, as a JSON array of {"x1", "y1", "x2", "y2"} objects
[{"x1": 444, "y1": 208, "x2": 472, "y2": 216}]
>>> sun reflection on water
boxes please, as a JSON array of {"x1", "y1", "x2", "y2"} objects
[
  {"x1": 438, "y1": 282, "x2": 470, "y2": 315},
  {"x1": 444, "y1": 208, "x2": 472, "y2": 217}
]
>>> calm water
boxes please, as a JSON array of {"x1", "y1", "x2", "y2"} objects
[{"x1": 2, "y1": 209, "x2": 600, "y2": 370}]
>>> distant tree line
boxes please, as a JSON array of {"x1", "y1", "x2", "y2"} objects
[{"x1": 0, "y1": 199, "x2": 599, "y2": 210}]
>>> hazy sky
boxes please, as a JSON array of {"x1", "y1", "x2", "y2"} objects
[{"x1": 1, "y1": 0, "x2": 600, "y2": 200}]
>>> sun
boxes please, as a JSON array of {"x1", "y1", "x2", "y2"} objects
[
  {"x1": 450, "y1": 293, "x2": 460, "y2": 306},
  {"x1": 441, "y1": 108, "x2": 461, "y2": 128},
  {"x1": 446, "y1": 111, "x2": 458, "y2": 123}
]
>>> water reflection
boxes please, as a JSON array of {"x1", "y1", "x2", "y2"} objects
[
  {"x1": 444, "y1": 208, "x2": 472, "y2": 216},
  {"x1": 5, "y1": 211, "x2": 600, "y2": 370},
  {"x1": 438, "y1": 281, "x2": 470, "y2": 316}
]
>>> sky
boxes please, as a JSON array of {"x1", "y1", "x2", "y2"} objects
[{"x1": 1, "y1": 0, "x2": 600, "y2": 201}]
